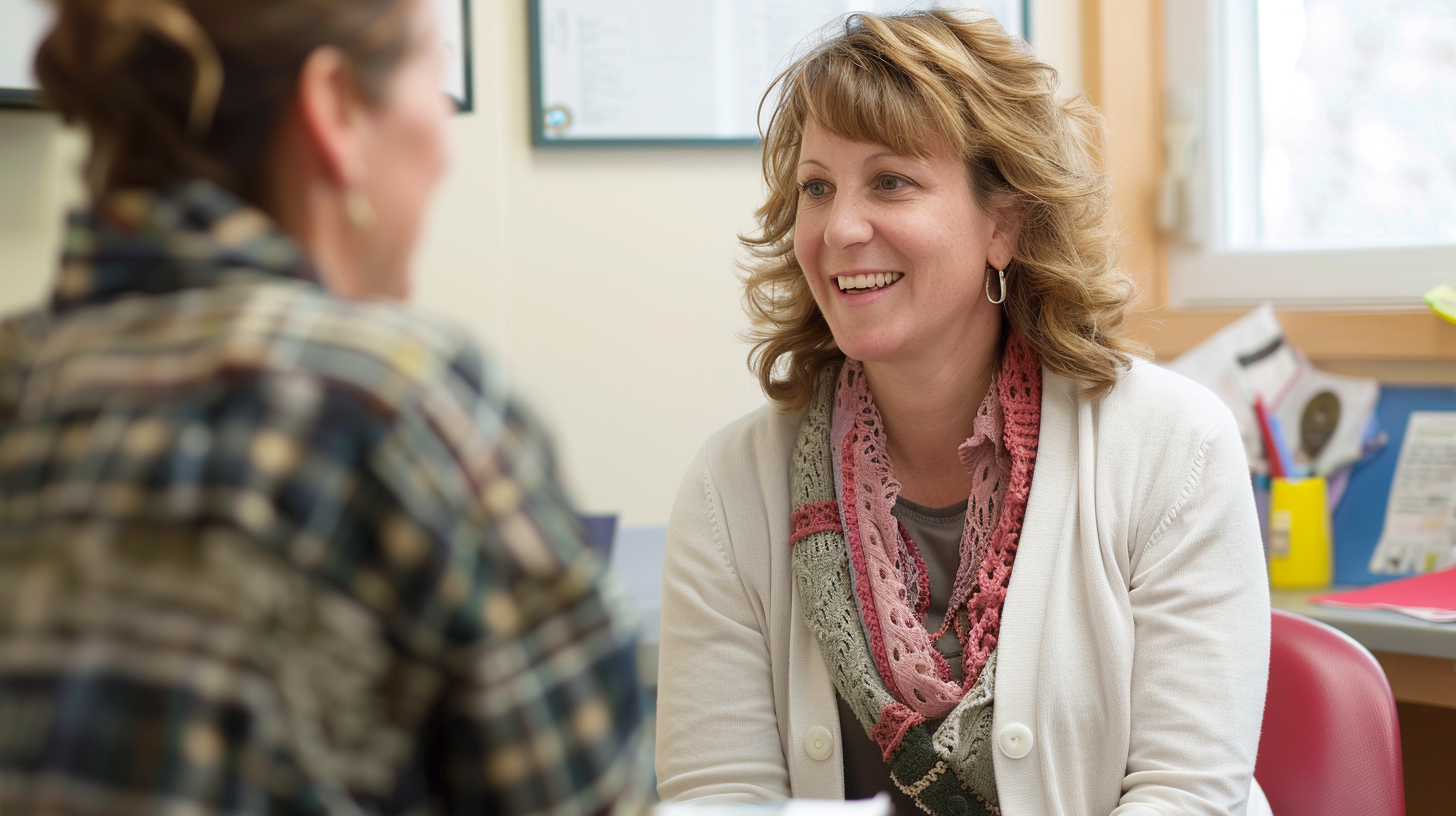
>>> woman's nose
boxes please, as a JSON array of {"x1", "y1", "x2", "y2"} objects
[{"x1": 823, "y1": 194, "x2": 873, "y2": 249}]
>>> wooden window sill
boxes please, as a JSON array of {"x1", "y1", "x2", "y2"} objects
[{"x1": 1128, "y1": 308, "x2": 1456, "y2": 363}]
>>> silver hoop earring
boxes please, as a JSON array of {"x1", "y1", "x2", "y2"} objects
[{"x1": 985, "y1": 266, "x2": 1007, "y2": 305}]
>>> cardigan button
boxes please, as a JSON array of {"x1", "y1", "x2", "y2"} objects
[
  {"x1": 804, "y1": 725, "x2": 834, "y2": 761},
  {"x1": 997, "y1": 723, "x2": 1034, "y2": 759}
]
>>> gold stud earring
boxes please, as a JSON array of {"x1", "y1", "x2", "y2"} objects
[{"x1": 346, "y1": 190, "x2": 375, "y2": 230}]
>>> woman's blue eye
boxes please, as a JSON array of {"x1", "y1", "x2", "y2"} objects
[
  {"x1": 801, "y1": 181, "x2": 829, "y2": 197},
  {"x1": 878, "y1": 175, "x2": 908, "y2": 191}
]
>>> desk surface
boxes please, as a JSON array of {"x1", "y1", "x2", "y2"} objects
[{"x1": 1271, "y1": 588, "x2": 1456, "y2": 660}]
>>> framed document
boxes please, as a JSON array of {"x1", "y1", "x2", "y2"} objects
[
  {"x1": 438, "y1": 0, "x2": 475, "y2": 112},
  {"x1": 0, "y1": 0, "x2": 49, "y2": 109},
  {"x1": 0, "y1": 0, "x2": 474, "y2": 113},
  {"x1": 529, "y1": 0, "x2": 1029, "y2": 146}
]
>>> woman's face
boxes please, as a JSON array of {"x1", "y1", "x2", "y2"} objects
[
  {"x1": 792, "y1": 119, "x2": 1013, "y2": 366},
  {"x1": 356, "y1": 0, "x2": 455, "y2": 298}
]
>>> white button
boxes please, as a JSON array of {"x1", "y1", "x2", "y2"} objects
[
  {"x1": 804, "y1": 725, "x2": 834, "y2": 761},
  {"x1": 997, "y1": 723, "x2": 1034, "y2": 759}
]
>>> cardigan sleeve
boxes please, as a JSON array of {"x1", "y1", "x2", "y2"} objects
[
  {"x1": 1115, "y1": 408, "x2": 1271, "y2": 816},
  {"x1": 655, "y1": 445, "x2": 792, "y2": 802}
]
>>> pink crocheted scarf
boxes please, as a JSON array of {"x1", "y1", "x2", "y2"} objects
[{"x1": 832, "y1": 332, "x2": 1041, "y2": 720}]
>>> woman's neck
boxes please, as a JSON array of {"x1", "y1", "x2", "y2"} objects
[{"x1": 863, "y1": 334, "x2": 1004, "y2": 507}]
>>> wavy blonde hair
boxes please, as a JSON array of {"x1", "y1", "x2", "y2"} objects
[{"x1": 743, "y1": 10, "x2": 1144, "y2": 411}]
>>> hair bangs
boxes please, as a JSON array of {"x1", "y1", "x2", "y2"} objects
[{"x1": 793, "y1": 39, "x2": 952, "y2": 161}]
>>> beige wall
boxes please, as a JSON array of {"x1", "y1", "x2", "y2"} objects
[
  {"x1": 0, "y1": 114, "x2": 83, "y2": 316},
  {"x1": 414, "y1": 0, "x2": 1086, "y2": 524},
  {"x1": 0, "y1": 0, "x2": 1084, "y2": 525}
]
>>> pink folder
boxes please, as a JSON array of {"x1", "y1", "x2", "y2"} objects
[{"x1": 1312, "y1": 567, "x2": 1456, "y2": 623}]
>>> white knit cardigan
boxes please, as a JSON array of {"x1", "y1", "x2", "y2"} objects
[{"x1": 656, "y1": 361, "x2": 1273, "y2": 816}]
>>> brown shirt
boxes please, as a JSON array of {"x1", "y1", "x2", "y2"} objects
[{"x1": 840, "y1": 497, "x2": 967, "y2": 811}]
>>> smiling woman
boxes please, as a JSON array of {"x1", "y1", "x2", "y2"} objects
[
  {"x1": 656, "y1": 10, "x2": 1274, "y2": 816},
  {"x1": 742, "y1": 10, "x2": 1140, "y2": 412}
]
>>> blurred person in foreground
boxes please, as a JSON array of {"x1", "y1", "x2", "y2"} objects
[
  {"x1": 0, "y1": 0, "x2": 651, "y2": 813},
  {"x1": 655, "y1": 11, "x2": 1272, "y2": 816}
]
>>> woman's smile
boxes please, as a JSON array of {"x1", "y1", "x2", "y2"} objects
[{"x1": 834, "y1": 270, "x2": 904, "y2": 294}]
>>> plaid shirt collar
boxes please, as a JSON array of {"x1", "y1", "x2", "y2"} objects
[{"x1": 53, "y1": 178, "x2": 321, "y2": 315}]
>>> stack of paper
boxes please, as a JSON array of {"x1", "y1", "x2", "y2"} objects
[
  {"x1": 657, "y1": 794, "x2": 891, "y2": 816},
  {"x1": 1312, "y1": 567, "x2": 1456, "y2": 623}
]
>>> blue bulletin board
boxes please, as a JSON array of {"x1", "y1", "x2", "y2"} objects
[{"x1": 1332, "y1": 385, "x2": 1456, "y2": 585}]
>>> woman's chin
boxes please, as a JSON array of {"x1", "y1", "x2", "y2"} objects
[{"x1": 831, "y1": 333, "x2": 909, "y2": 365}]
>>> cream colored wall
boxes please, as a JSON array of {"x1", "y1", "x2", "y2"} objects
[
  {"x1": 0, "y1": 115, "x2": 84, "y2": 316},
  {"x1": 0, "y1": 0, "x2": 1085, "y2": 525},
  {"x1": 410, "y1": 0, "x2": 1088, "y2": 524}
]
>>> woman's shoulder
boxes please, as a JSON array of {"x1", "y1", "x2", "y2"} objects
[
  {"x1": 693, "y1": 402, "x2": 806, "y2": 482},
  {"x1": 1039, "y1": 358, "x2": 1242, "y2": 477},
  {"x1": 1087, "y1": 358, "x2": 1236, "y2": 439},
  {"x1": 672, "y1": 402, "x2": 804, "y2": 545}
]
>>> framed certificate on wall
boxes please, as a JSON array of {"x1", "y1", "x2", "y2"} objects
[
  {"x1": 439, "y1": 0, "x2": 475, "y2": 112},
  {"x1": 0, "y1": 0, "x2": 475, "y2": 113},
  {"x1": 0, "y1": 0, "x2": 49, "y2": 108},
  {"x1": 529, "y1": 0, "x2": 1029, "y2": 145}
]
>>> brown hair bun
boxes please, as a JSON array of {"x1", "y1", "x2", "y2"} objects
[{"x1": 35, "y1": 0, "x2": 417, "y2": 207}]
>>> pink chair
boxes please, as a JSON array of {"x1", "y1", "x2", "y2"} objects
[{"x1": 1255, "y1": 609, "x2": 1406, "y2": 816}]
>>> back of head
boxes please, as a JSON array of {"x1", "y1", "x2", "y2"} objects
[
  {"x1": 35, "y1": 0, "x2": 415, "y2": 208},
  {"x1": 744, "y1": 10, "x2": 1144, "y2": 410}
]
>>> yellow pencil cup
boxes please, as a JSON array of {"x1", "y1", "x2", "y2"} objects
[{"x1": 1267, "y1": 476, "x2": 1333, "y2": 589}]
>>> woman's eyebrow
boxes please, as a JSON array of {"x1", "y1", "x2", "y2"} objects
[{"x1": 798, "y1": 159, "x2": 830, "y2": 171}]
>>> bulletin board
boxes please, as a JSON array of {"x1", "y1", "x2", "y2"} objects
[
  {"x1": 529, "y1": 0, "x2": 1029, "y2": 146},
  {"x1": 0, "y1": 0, "x2": 475, "y2": 113}
]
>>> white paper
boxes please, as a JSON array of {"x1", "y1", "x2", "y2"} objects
[
  {"x1": 1163, "y1": 304, "x2": 1379, "y2": 476},
  {"x1": 536, "y1": 0, "x2": 1026, "y2": 141},
  {"x1": 434, "y1": 0, "x2": 469, "y2": 109},
  {"x1": 657, "y1": 793, "x2": 892, "y2": 816},
  {"x1": 1370, "y1": 412, "x2": 1456, "y2": 575},
  {"x1": 0, "y1": 0, "x2": 51, "y2": 93},
  {"x1": 1163, "y1": 305, "x2": 1297, "y2": 469},
  {"x1": 1316, "y1": 600, "x2": 1456, "y2": 623},
  {"x1": 1274, "y1": 359, "x2": 1380, "y2": 476}
]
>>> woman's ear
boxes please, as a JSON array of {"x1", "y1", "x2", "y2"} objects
[
  {"x1": 987, "y1": 199, "x2": 1024, "y2": 271},
  {"x1": 291, "y1": 46, "x2": 370, "y2": 191}
]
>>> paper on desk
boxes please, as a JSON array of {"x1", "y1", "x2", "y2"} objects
[
  {"x1": 1163, "y1": 304, "x2": 1379, "y2": 476},
  {"x1": 657, "y1": 794, "x2": 891, "y2": 816},
  {"x1": 1314, "y1": 566, "x2": 1456, "y2": 622},
  {"x1": 1369, "y1": 412, "x2": 1456, "y2": 575},
  {"x1": 1315, "y1": 602, "x2": 1456, "y2": 623}
]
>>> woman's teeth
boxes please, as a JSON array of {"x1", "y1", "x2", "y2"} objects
[{"x1": 836, "y1": 272, "x2": 903, "y2": 292}]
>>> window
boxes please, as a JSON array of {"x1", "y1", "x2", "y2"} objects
[{"x1": 1163, "y1": 0, "x2": 1456, "y2": 307}]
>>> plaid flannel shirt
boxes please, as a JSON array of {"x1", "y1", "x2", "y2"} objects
[{"x1": 0, "y1": 180, "x2": 652, "y2": 816}]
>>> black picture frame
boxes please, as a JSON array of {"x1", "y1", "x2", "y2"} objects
[
  {"x1": 0, "y1": 88, "x2": 41, "y2": 111},
  {"x1": 444, "y1": 0, "x2": 475, "y2": 113},
  {"x1": 529, "y1": 0, "x2": 1032, "y2": 146}
]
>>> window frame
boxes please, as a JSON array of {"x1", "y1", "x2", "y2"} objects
[
  {"x1": 1162, "y1": 0, "x2": 1456, "y2": 309},
  {"x1": 1085, "y1": 0, "x2": 1456, "y2": 362}
]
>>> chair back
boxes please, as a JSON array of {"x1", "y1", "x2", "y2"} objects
[{"x1": 1255, "y1": 609, "x2": 1405, "y2": 816}]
